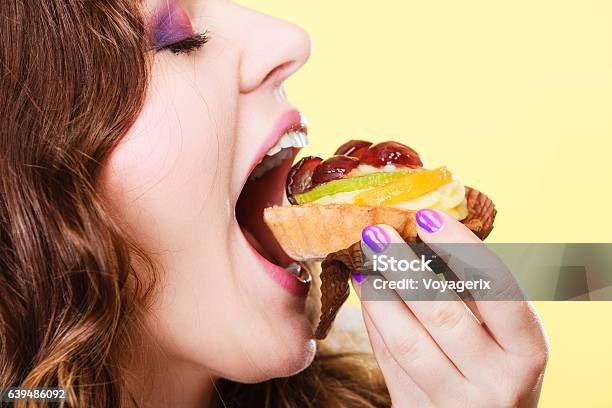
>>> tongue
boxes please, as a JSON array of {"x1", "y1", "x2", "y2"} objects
[{"x1": 236, "y1": 151, "x2": 296, "y2": 267}]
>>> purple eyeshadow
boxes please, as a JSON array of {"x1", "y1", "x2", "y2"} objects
[{"x1": 150, "y1": 0, "x2": 194, "y2": 49}]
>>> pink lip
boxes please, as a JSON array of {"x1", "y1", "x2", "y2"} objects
[
  {"x1": 239, "y1": 109, "x2": 306, "y2": 192},
  {"x1": 237, "y1": 108, "x2": 310, "y2": 297}
]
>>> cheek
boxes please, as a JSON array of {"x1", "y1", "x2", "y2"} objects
[
  {"x1": 104, "y1": 113, "x2": 212, "y2": 249},
  {"x1": 101, "y1": 60, "x2": 235, "y2": 253}
]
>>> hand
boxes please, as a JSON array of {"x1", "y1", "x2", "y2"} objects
[{"x1": 352, "y1": 209, "x2": 549, "y2": 407}]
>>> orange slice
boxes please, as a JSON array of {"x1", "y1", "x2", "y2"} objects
[{"x1": 354, "y1": 167, "x2": 453, "y2": 206}]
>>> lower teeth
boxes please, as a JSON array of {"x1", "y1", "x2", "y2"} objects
[{"x1": 285, "y1": 262, "x2": 311, "y2": 284}]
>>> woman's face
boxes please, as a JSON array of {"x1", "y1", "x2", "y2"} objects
[{"x1": 102, "y1": 0, "x2": 314, "y2": 382}]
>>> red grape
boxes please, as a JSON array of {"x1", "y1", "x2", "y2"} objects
[
  {"x1": 311, "y1": 155, "x2": 360, "y2": 187},
  {"x1": 286, "y1": 156, "x2": 322, "y2": 205},
  {"x1": 360, "y1": 141, "x2": 423, "y2": 168},
  {"x1": 334, "y1": 140, "x2": 373, "y2": 158}
]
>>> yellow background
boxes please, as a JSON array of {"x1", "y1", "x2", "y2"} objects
[{"x1": 240, "y1": 1, "x2": 612, "y2": 405}]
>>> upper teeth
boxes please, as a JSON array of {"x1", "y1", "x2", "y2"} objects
[
  {"x1": 266, "y1": 130, "x2": 308, "y2": 156},
  {"x1": 248, "y1": 130, "x2": 309, "y2": 181},
  {"x1": 249, "y1": 148, "x2": 293, "y2": 180}
]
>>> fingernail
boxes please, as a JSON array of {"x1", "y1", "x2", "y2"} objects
[
  {"x1": 362, "y1": 225, "x2": 390, "y2": 253},
  {"x1": 416, "y1": 209, "x2": 445, "y2": 234},
  {"x1": 352, "y1": 272, "x2": 368, "y2": 284}
]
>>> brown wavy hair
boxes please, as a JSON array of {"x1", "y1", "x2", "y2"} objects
[{"x1": 0, "y1": 1, "x2": 390, "y2": 407}]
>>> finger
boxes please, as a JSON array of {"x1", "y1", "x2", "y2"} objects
[
  {"x1": 362, "y1": 224, "x2": 504, "y2": 382},
  {"x1": 353, "y1": 277, "x2": 432, "y2": 407},
  {"x1": 353, "y1": 273, "x2": 466, "y2": 406},
  {"x1": 362, "y1": 307, "x2": 433, "y2": 408},
  {"x1": 415, "y1": 209, "x2": 547, "y2": 356}
]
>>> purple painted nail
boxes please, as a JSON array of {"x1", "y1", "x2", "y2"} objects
[
  {"x1": 362, "y1": 225, "x2": 390, "y2": 253},
  {"x1": 416, "y1": 209, "x2": 445, "y2": 234},
  {"x1": 352, "y1": 272, "x2": 368, "y2": 284}
]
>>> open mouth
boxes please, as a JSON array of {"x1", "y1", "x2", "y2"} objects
[{"x1": 235, "y1": 116, "x2": 311, "y2": 284}]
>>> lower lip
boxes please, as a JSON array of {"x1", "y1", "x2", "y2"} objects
[{"x1": 245, "y1": 242, "x2": 310, "y2": 297}]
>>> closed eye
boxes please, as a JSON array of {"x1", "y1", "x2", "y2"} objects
[{"x1": 157, "y1": 31, "x2": 209, "y2": 55}]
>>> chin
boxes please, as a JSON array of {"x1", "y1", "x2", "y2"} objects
[
  {"x1": 250, "y1": 291, "x2": 317, "y2": 382},
  {"x1": 262, "y1": 336, "x2": 317, "y2": 382},
  {"x1": 222, "y1": 333, "x2": 317, "y2": 384},
  {"x1": 274, "y1": 337, "x2": 317, "y2": 378}
]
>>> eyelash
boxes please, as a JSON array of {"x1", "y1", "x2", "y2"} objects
[{"x1": 158, "y1": 31, "x2": 209, "y2": 55}]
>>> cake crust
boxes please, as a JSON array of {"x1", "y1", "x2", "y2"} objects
[{"x1": 264, "y1": 186, "x2": 496, "y2": 261}]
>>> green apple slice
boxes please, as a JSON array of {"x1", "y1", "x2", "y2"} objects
[{"x1": 295, "y1": 171, "x2": 409, "y2": 204}]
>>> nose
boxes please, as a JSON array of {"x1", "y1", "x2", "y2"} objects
[{"x1": 235, "y1": 7, "x2": 312, "y2": 94}]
